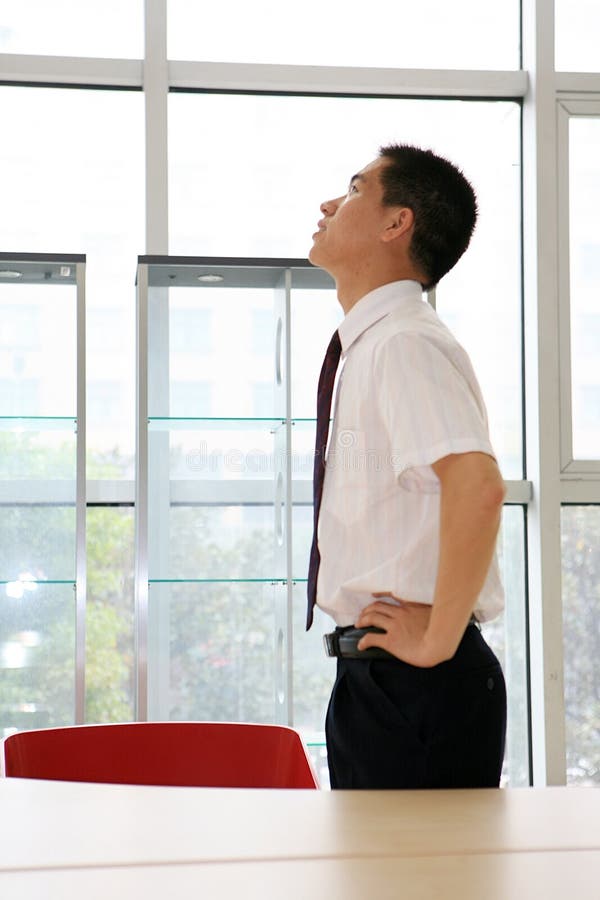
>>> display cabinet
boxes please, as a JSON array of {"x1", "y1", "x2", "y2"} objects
[
  {"x1": 0, "y1": 253, "x2": 86, "y2": 734},
  {"x1": 135, "y1": 256, "x2": 339, "y2": 725}
]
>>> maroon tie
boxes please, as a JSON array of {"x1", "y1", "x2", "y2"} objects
[{"x1": 306, "y1": 329, "x2": 342, "y2": 630}]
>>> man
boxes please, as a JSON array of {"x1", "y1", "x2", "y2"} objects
[{"x1": 307, "y1": 144, "x2": 507, "y2": 790}]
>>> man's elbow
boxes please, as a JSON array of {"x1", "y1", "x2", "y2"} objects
[
  {"x1": 434, "y1": 452, "x2": 506, "y2": 514},
  {"x1": 478, "y1": 474, "x2": 506, "y2": 514}
]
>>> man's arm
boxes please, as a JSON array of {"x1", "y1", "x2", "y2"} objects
[{"x1": 356, "y1": 451, "x2": 505, "y2": 666}]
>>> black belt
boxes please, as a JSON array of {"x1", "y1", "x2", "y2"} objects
[
  {"x1": 323, "y1": 618, "x2": 480, "y2": 660},
  {"x1": 323, "y1": 627, "x2": 392, "y2": 659}
]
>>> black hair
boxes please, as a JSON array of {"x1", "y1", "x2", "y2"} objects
[{"x1": 378, "y1": 144, "x2": 478, "y2": 289}]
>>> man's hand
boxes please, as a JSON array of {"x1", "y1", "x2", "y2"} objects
[{"x1": 356, "y1": 594, "x2": 444, "y2": 667}]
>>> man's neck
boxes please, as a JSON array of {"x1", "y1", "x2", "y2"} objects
[{"x1": 336, "y1": 271, "x2": 422, "y2": 314}]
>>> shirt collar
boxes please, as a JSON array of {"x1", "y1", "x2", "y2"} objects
[{"x1": 338, "y1": 280, "x2": 424, "y2": 354}]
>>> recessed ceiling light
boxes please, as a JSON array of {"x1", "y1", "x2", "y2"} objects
[
  {"x1": 0, "y1": 269, "x2": 23, "y2": 279},
  {"x1": 59, "y1": 266, "x2": 71, "y2": 277},
  {"x1": 197, "y1": 273, "x2": 224, "y2": 283}
]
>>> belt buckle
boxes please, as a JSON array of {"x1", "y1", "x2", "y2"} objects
[{"x1": 323, "y1": 632, "x2": 339, "y2": 657}]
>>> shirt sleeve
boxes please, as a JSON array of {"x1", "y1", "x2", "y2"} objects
[{"x1": 373, "y1": 331, "x2": 497, "y2": 492}]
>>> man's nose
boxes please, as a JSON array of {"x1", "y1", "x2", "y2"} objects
[{"x1": 320, "y1": 196, "x2": 342, "y2": 215}]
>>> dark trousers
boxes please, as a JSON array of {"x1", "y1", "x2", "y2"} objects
[{"x1": 325, "y1": 623, "x2": 506, "y2": 789}]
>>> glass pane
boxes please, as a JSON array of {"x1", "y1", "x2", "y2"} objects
[
  {"x1": 0, "y1": 507, "x2": 75, "y2": 583},
  {"x1": 292, "y1": 506, "x2": 313, "y2": 584},
  {"x1": 568, "y1": 117, "x2": 600, "y2": 459},
  {"x1": 292, "y1": 586, "x2": 337, "y2": 787},
  {"x1": 0, "y1": 284, "x2": 76, "y2": 416},
  {"x1": 0, "y1": 583, "x2": 75, "y2": 736},
  {"x1": 86, "y1": 507, "x2": 135, "y2": 724},
  {"x1": 149, "y1": 286, "x2": 276, "y2": 420},
  {"x1": 292, "y1": 506, "x2": 529, "y2": 788},
  {"x1": 150, "y1": 427, "x2": 280, "y2": 481},
  {"x1": 170, "y1": 94, "x2": 522, "y2": 477},
  {"x1": 0, "y1": 428, "x2": 76, "y2": 480},
  {"x1": 154, "y1": 504, "x2": 276, "y2": 581},
  {"x1": 0, "y1": 427, "x2": 77, "y2": 584},
  {"x1": 148, "y1": 427, "x2": 278, "y2": 583},
  {"x1": 561, "y1": 506, "x2": 600, "y2": 785},
  {"x1": 148, "y1": 581, "x2": 277, "y2": 722},
  {"x1": 556, "y1": 0, "x2": 600, "y2": 72},
  {"x1": 0, "y1": 86, "x2": 144, "y2": 479},
  {"x1": 168, "y1": 0, "x2": 519, "y2": 69},
  {"x1": 291, "y1": 289, "x2": 342, "y2": 420},
  {"x1": 0, "y1": 0, "x2": 143, "y2": 57},
  {"x1": 481, "y1": 506, "x2": 529, "y2": 787}
]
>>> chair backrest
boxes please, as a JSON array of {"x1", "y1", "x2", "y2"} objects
[{"x1": 1, "y1": 722, "x2": 319, "y2": 788}]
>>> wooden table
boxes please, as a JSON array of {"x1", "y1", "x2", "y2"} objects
[
  {"x1": 2, "y1": 852, "x2": 600, "y2": 900},
  {"x1": 1, "y1": 779, "x2": 599, "y2": 898}
]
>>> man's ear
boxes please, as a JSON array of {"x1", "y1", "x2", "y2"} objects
[{"x1": 381, "y1": 207, "x2": 414, "y2": 243}]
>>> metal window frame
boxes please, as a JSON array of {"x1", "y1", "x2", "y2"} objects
[
  {"x1": 0, "y1": 55, "x2": 528, "y2": 97},
  {"x1": 521, "y1": 0, "x2": 567, "y2": 787},
  {"x1": 557, "y1": 97, "x2": 600, "y2": 478}
]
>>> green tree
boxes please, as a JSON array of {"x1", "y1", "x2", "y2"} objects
[{"x1": 85, "y1": 506, "x2": 134, "y2": 723}]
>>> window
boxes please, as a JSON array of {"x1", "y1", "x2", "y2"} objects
[
  {"x1": 168, "y1": 0, "x2": 520, "y2": 69},
  {"x1": 88, "y1": 381, "x2": 123, "y2": 425},
  {"x1": 0, "y1": 582, "x2": 76, "y2": 734},
  {"x1": 0, "y1": 85, "x2": 144, "y2": 477},
  {"x1": 0, "y1": 0, "x2": 143, "y2": 57},
  {"x1": 555, "y1": 0, "x2": 600, "y2": 73},
  {"x1": 170, "y1": 95, "x2": 521, "y2": 478},
  {"x1": 561, "y1": 506, "x2": 600, "y2": 785},
  {"x1": 0, "y1": 305, "x2": 40, "y2": 350},
  {"x1": 170, "y1": 308, "x2": 212, "y2": 355},
  {"x1": 170, "y1": 381, "x2": 212, "y2": 418},
  {"x1": 252, "y1": 382, "x2": 274, "y2": 418},
  {"x1": 251, "y1": 310, "x2": 273, "y2": 357},
  {"x1": 0, "y1": 378, "x2": 40, "y2": 416},
  {"x1": 566, "y1": 115, "x2": 600, "y2": 460},
  {"x1": 0, "y1": 284, "x2": 75, "y2": 416}
]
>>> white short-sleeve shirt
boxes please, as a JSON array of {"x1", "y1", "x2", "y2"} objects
[{"x1": 316, "y1": 279, "x2": 505, "y2": 626}]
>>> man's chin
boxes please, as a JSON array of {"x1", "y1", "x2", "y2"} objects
[{"x1": 308, "y1": 243, "x2": 325, "y2": 268}]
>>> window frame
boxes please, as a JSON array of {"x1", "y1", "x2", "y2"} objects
[{"x1": 557, "y1": 97, "x2": 600, "y2": 479}]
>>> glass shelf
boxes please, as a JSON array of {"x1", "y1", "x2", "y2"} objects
[
  {"x1": 0, "y1": 579, "x2": 75, "y2": 585},
  {"x1": 290, "y1": 418, "x2": 322, "y2": 431},
  {"x1": 147, "y1": 417, "x2": 322, "y2": 431},
  {"x1": 149, "y1": 578, "x2": 287, "y2": 584},
  {"x1": 148, "y1": 417, "x2": 286, "y2": 432},
  {"x1": 0, "y1": 416, "x2": 77, "y2": 432}
]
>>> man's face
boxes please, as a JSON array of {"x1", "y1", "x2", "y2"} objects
[{"x1": 309, "y1": 157, "x2": 391, "y2": 273}]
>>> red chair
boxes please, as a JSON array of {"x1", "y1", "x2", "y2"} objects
[{"x1": 1, "y1": 722, "x2": 319, "y2": 788}]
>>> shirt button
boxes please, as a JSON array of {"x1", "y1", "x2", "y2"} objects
[{"x1": 487, "y1": 677, "x2": 495, "y2": 690}]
